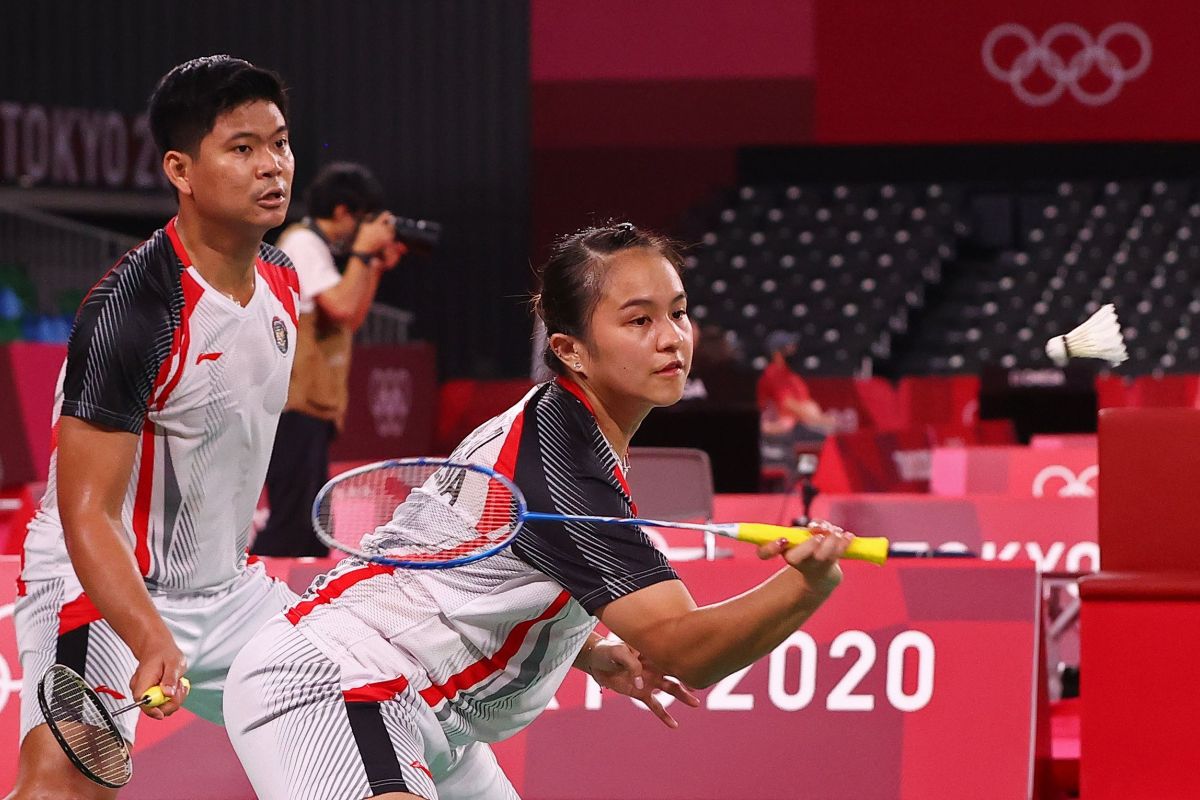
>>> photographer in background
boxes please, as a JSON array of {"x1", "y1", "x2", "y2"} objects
[
  {"x1": 757, "y1": 331, "x2": 837, "y2": 482},
  {"x1": 252, "y1": 162, "x2": 404, "y2": 557}
]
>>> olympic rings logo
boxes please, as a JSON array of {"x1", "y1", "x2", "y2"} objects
[
  {"x1": 1032, "y1": 465, "x2": 1099, "y2": 498},
  {"x1": 982, "y1": 23, "x2": 1151, "y2": 106}
]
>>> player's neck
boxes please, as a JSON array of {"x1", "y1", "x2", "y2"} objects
[
  {"x1": 569, "y1": 379, "x2": 649, "y2": 463},
  {"x1": 174, "y1": 212, "x2": 263, "y2": 304}
]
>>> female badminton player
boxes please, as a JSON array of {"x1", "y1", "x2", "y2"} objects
[{"x1": 223, "y1": 222, "x2": 855, "y2": 800}]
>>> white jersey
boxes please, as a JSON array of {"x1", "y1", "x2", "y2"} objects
[
  {"x1": 21, "y1": 218, "x2": 299, "y2": 593},
  {"x1": 274, "y1": 223, "x2": 341, "y2": 314},
  {"x1": 284, "y1": 380, "x2": 679, "y2": 745}
]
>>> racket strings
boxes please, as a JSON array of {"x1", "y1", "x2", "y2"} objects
[
  {"x1": 318, "y1": 463, "x2": 521, "y2": 563},
  {"x1": 42, "y1": 667, "x2": 130, "y2": 785}
]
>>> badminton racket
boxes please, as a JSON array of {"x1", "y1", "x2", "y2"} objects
[
  {"x1": 38, "y1": 664, "x2": 190, "y2": 788},
  {"x1": 312, "y1": 457, "x2": 889, "y2": 569}
]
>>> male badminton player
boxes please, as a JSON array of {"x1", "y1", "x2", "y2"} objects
[
  {"x1": 6, "y1": 56, "x2": 302, "y2": 799},
  {"x1": 223, "y1": 222, "x2": 854, "y2": 800}
]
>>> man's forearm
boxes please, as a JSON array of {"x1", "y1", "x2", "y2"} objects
[
  {"x1": 316, "y1": 256, "x2": 379, "y2": 325},
  {"x1": 348, "y1": 263, "x2": 383, "y2": 330},
  {"x1": 63, "y1": 513, "x2": 172, "y2": 658}
]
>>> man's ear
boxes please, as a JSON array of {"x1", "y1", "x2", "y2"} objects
[
  {"x1": 162, "y1": 150, "x2": 193, "y2": 197},
  {"x1": 549, "y1": 332, "x2": 586, "y2": 374}
]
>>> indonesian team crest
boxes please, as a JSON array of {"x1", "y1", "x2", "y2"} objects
[{"x1": 272, "y1": 316, "x2": 289, "y2": 354}]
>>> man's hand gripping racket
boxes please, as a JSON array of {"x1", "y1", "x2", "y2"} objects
[{"x1": 311, "y1": 457, "x2": 889, "y2": 569}]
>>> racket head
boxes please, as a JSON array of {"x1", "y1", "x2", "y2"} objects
[
  {"x1": 37, "y1": 664, "x2": 132, "y2": 788},
  {"x1": 311, "y1": 457, "x2": 528, "y2": 569}
]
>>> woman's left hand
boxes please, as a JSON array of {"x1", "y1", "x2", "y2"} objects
[{"x1": 587, "y1": 639, "x2": 700, "y2": 729}]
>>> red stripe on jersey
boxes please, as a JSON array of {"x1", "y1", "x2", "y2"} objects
[
  {"x1": 554, "y1": 379, "x2": 637, "y2": 513},
  {"x1": 132, "y1": 421, "x2": 156, "y2": 576},
  {"x1": 16, "y1": 545, "x2": 26, "y2": 597},
  {"x1": 164, "y1": 217, "x2": 191, "y2": 266},
  {"x1": 419, "y1": 589, "x2": 571, "y2": 707},
  {"x1": 492, "y1": 409, "x2": 524, "y2": 481},
  {"x1": 285, "y1": 562, "x2": 396, "y2": 624},
  {"x1": 256, "y1": 259, "x2": 299, "y2": 326},
  {"x1": 613, "y1": 465, "x2": 638, "y2": 517},
  {"x1": 152, "y1": 269, "x2": 204, "y2": 411},
  {"x1": 342, "y1": 674, "x2": 410, "y2": 703},
  {"x1": 555, "y1": 376, "x2": 596, "y2": 415},
  {"x1": 58, "y1": 592, "x2": 103, "y2": 635},
  {"x1": 469, "y1": 407, "x2": 527, "y2": 539}
]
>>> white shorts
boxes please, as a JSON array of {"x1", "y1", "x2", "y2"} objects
[
  {"x1": 224, "y1": 615, "x2": 521, "y2": 800},
  {"x1": 16, "y1": 560, "x2": 297, "y2": 744}
]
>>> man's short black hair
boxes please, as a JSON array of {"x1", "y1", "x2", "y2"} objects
[
  {"x1": 148, "y1": 55, "x2": 288, "y2": 157},
  {"x1": 305, "y1": 162, "x2": 386, "y2": 219}
]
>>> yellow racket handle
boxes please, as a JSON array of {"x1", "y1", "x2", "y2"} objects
[
  {"x1": 140, "y1": 677, "x2": 191, "y2": 709},
  {"x1": 734, "y1": 523, "x2": 889, "y2": 566}
]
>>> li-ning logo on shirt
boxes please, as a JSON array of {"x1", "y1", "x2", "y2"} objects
[{"x1": 271, "y1": 317, "x2": 289, "y2": 354}]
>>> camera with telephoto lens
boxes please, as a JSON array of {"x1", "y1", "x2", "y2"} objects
[{"x1": 392, "y1": 217, "x2": 442, "y2": 254}]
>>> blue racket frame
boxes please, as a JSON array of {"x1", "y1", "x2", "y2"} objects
[{"x1": 312, "y1": 456, "x2": 758, "y2": 569}]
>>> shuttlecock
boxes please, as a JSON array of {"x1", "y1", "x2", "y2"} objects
[{"x1": 1045, "y1": 304, "x2": 1128, "y2": 367}]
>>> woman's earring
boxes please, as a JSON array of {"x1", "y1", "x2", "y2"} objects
[{"x1": 573, "y1": 362, "x2": 583, "y2": 371}]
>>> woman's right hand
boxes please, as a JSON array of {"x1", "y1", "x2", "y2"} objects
[{"x1": 756, "y1": 519, "x2": 853, "y2": 596}]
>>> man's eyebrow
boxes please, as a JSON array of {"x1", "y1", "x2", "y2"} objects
[{"x1": 224, "y1": 124, "x2": 289, "y2": 142}]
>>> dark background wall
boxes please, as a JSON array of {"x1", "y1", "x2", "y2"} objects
[
  {"x1": 0, "y1": 0, "x2": 531, "y2": 378},
  {"x1": 529, "y1": 0, "x2": 815, "y2": 262}
]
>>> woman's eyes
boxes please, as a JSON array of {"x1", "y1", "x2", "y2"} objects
[{"x1": 629, "y1": 309, "x2": 687, "y2": 326}]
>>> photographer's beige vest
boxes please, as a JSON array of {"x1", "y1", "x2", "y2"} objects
[{"x1": 281, "y1": 222, "x2": 353, "y2": 428}]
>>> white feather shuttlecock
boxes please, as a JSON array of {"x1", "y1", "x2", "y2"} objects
[{"x1": 1045, "y1": 303, "x2": 1128, "y2": 367}]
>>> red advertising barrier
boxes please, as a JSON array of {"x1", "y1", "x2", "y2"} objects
[
  {"x1": 815, "y1": 1, "x2": 1200, "y2": 143},
  {"x1": 1127, "y1": 374, "x2": 1200, "y2": 408},
  {"x1": 1080, "y1": 409, "x2": 1200, "y2": 799},
  {"x1": 805, "y1": 376, "x2": 902, "y2": 433},
  {"x1": 814, "y1": 428, "x2": 933, "y2": 493},
  {"x1": 930, "y1": 445, "x2": 1098, "y2": 498},
  {"x1": 2, "y1": 557, "x2": 1043, "y2": 799},
  {"x1": 1095, "y1": 375, "x2": 1131, "y2": 409},
  {"x1": 1029, "y1": 434, "x2": 1098, "y2": 449},
  {"x1": 706, "y1": 493, "x2": 1097, "y2": 572},
  {"x1": 500, "y1": 559, "x2": 1044, "y2": 799},
  {"x1": 0, "y1": 556, "x2": 307, "y2": 798},
  {"x1": 328, "y1": 343, "x2": 438, "y2": 462},
  {"x1": 0, "y1": 343, "x2": 65, "y2": 488},
  {"x1": 817, "y1": 494, "x2": 1098, "y2": 573},
  {"x1": 896, "y1": 375, "x2": 980, "y2": 428}
]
